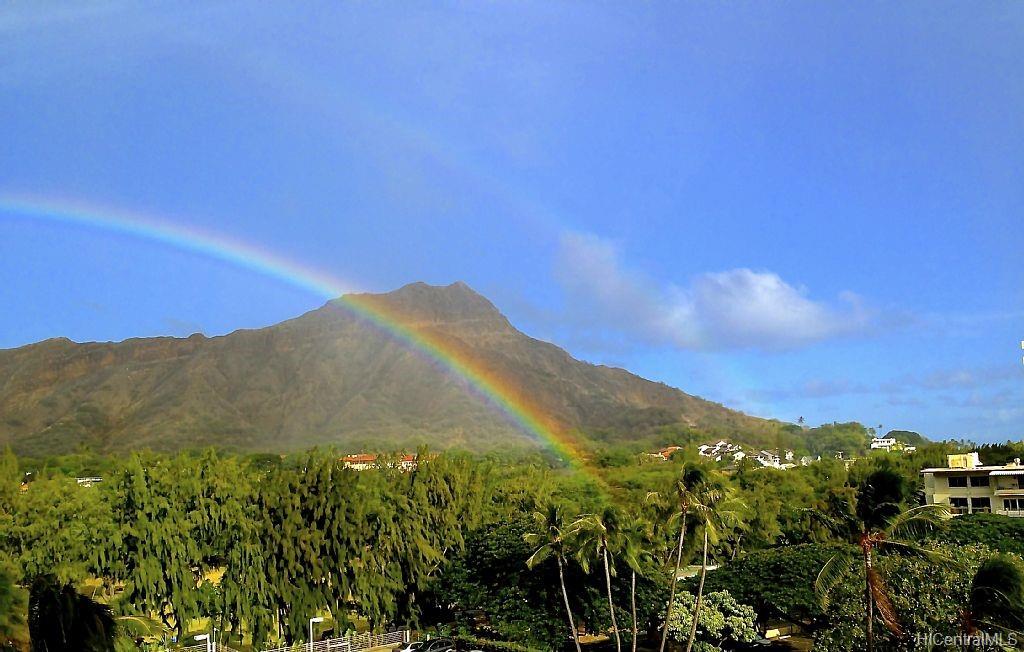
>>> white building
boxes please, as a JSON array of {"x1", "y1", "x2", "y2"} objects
[
  {"x1": 870, "y1": 437, "x2": 898, "y2": 451},
  {"x1": 697, "y1": 440, "x2": 743, "y2": 462},
  {"x1": 870, "y1": 436, "x2": 916, "y2": 454},
  {"x1": 755, "y1": 450, "x2": 782, "y2": 468},
  {"x1": 922, "y1": 453, "x2": 1024, "y2": 517}
]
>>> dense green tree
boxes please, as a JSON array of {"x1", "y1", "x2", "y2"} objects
[
  {"x1": 801, "y1": 422, "x2": 871, "y2": 457},
  {"x1": 930, "y1": 512, "x2": 1024, "y2": 555},
  {"x1": 691, "y1": 543, "x2": 847, "y2": 629},
  {"x1": 5, "y1": 475, "x2": 113, "y2": 584},
  {"x1": 0, "y1": 557, "x2": 24, "y2": 649},
  {"x1": 101, "y1": 452, "x2": 228, "y2": 638},
  {"x1": 3, "y1": 444, "x2": 1020, "y2": 651}
]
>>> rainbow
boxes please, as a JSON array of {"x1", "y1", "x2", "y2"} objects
[{"x1": 0, "y1": 194, "x2": 589, "y2": 466}]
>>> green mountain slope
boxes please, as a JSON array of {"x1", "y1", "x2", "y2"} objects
[{"x1": 0, "y1": 282, "x2": 784, "y2": 456}]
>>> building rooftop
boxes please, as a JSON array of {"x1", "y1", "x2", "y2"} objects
[
  {"x1": 921, "y1": 453, "x2": 1023, "y2": 474},
  {"x1": 921, "y1": 465, "x2": 1021, "y2": 473}
]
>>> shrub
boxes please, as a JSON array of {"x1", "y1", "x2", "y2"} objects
[
  {"x1": 686, "y1": 543, "x2": 848, "y2": 628},
  {"x1": 662, "y1": 590, "x2": 757, "y2": 652},
  {"x1": 930, "y1": 513, "x2": 1024, "y2": 555}
]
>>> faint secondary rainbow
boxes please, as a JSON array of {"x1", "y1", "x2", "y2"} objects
[{"x1": 0, "y1": 194, "x2": 589, "y2": 467}]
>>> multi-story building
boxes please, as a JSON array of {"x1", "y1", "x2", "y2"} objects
[
  {"x1": 870, "y1": 437, "x2": 898, "y2": 451},
  {"x1": 870, "y1": 436, "x2": 916, "y2": 454},
  {"x1": 921, "y1": 453, "x2": 1024, "y2": 517}
]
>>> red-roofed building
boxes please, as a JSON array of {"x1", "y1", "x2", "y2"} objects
[{"x1": 342, "y1": 453, "x2": 420, "y2": 471}]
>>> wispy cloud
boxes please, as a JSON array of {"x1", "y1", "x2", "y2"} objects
[
  {"x1": 556, "y1": 230, "x2": 872, "y2": 351},
  {"x1": 755, "y1": 364, "x2": 1022, "y2": 402},
  {"x1": 748, "y1": 379, "x2": 872, "y2": 402}
]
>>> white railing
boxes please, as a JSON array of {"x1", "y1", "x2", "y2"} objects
[
  {"x1": 171, "y1": 628, "x2": 407, "y2": 651},
  {"x1": 260, "y1": 628, "x2": 409, "y2": 652}
]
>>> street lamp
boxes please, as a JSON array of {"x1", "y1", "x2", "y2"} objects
[
  {"x1": 194, "y1": 633, "x2": 211, "y2": 652},
  {"x1": 309, "y1": 616, "x2": 325, "y2": 652}
]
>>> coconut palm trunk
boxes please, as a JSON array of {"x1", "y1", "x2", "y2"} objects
[
  {"x1": 684, "y1": 528, "x2": 710, "y2": 652},
  {"x1": 558, "y1": 556, "x2": 583, "y2": 652},
  {"x1": 862, "y1": 538, "x2": 874, "y2": 652},
  {"x1": 630, "y1": 570, "x2": 638, "y2": 652},
  {"x1": 603, "y1": 547, "x2": 622, "y2": 652},
  {"x1": 659, "y1": 514, "x2": 687, "y2": 652}
]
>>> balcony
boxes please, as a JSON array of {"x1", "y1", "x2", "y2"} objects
[
  {"x1": 994, "y1": 483, "x2": 1024, "y2": 496},
  {"x1": 994, "y1": 509, "x2": 1024, "y2": 518}
]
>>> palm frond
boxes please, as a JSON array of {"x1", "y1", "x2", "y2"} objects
[
  {"x1": 804, "y1": 506, "x2": 858, "y2": 538},
  {"x1": 116, "y1": 614, "x2": 166, "y2": 637},
  {"x1": 868, "y1": 567, "x2": 902, "y2": 636},
  {"x1": 885, "y1": 503, "x2": 952, "y2": 539},
  {"x1": 969, "y1": 617, "x2": 1024, "y2": 641},
  {"x1": 644, "y1": 491, "x2": 664, "y2": 506},
  {"x1": 815, "y1": 551, "x2": 856, "y2": 606},
  {"x1": 526, "y1": 544, "x2": 552, "y2": 569},
  {"x1": 876, "y1": 539, "x2": 953, "y2": 567}
]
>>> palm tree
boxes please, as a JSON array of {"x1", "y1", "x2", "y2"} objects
[
  {"x1": 114, "y1": 613, "x2": 167, "y2": 644},
  {"x1": 618, "y1": 513, "x2": 654, "y2": 652},
  {"x1": 28, "y1": 575, "x2": 117, "y2": 652},
  {"x1": 525, "y1": 503, "x2": 583, "y2": 652},
  {"x1": 814, "y1": 469, "x2": 951, "y2": 652},
  {"x1": 647, "y1": 463, "x2": 712, "y2": 652},
  {"x1": 966, "y1": 554, "x2": 1024, "y2": 638},
  {"x1": 572, "y1": 506, "x2": 623, "y2": 652},
  {"x1": 683, "y1": 483, "x2": 743, "y2": 652}
]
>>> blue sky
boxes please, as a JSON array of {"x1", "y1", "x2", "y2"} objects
[{"x1": 1, "y1": 2, "x2": 1021, "y2": 442}]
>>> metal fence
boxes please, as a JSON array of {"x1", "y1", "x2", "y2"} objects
[
  {"x1": 260, "y1": 628, "x2": 409, "y2": 652},
  {"x1": 176, "y1": 645, "x2": 244, "y2": 652},
  {"x1": 171, "y1": 628, "x2": 407, "y2": 652}
]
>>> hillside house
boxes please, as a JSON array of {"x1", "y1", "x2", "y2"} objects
[{"x1": 342, "y1": 453, "x2": 419, "y2": 472}]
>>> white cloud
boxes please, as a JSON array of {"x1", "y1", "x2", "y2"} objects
[{"x1": 556, "y1": 230, "x2": 871, "y2": 350}]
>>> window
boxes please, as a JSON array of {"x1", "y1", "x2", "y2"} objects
[
  {"x1": 970, "y1": 475, "x2": 990, "y2": 487},
  {"x1": 971, "y1": 497, "x2": 991, "y2": 512},
  {"x1": 947, "y1": 475, "x2": 968, "y2": 488},
  {"x1": 1004, "y1": 499, "x2": 1024, "y2": 512},
  {"x1": 949, "y1": 497, "x2": 969, "y2": 509}
]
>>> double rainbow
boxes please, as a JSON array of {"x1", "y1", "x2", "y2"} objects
[{"x1": 0, "y1": 194, "x2": 588, "y2": 466}]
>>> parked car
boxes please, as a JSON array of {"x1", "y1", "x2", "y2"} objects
[
  {"x1": 419, "y1": 638, "x2": 455, "y2": 652},
  {"x1": 396, "y1": 642, "x2": 423, "y2": 652}
]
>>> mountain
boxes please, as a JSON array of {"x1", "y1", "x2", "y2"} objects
[{"x1": 0, "y1": 282, "x2": 784, "y2": 457}]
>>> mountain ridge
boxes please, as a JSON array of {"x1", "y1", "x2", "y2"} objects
[{"x1": 0, "y1": 281, "x2": 786, "y2": 456}]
